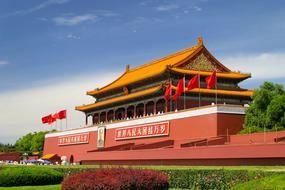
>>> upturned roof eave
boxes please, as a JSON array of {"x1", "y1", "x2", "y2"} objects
[{"x1": 76, "y1": 85, "x2": 163, "y2": 112}]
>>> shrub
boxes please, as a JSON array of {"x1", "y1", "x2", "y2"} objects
[
  {"x1": 61, "y1": 168, "x2": 169, "y2": 190},
  {"x1": 163, "y1": 169, "x2": 266, "y2": 189},
  {"x1": 0, "y1": 166, "x2": 63, "y2": 187}
]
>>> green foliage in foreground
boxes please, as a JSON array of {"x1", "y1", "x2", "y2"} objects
[
  {"x1": 0, "y1": 184, "x2": 60, "y2": 190},
  {"x1": 50, "y1": 165, "x2": 268, "y2": 190},
  {"x1": 0, "y1": 166, "x2": 63, "y2": 187},
  {"x1": 230, "y1": 174, "x2": 285, "y2": 190},
  {"x1": 164, "y1": 169, "x2": 266, "y2": 190},
  {"x1": 1, "y1": 165, "x2": 285, "y2": 189},
  {"x1": 242, "y1": 81, "x2": 285, "y2": 133}
]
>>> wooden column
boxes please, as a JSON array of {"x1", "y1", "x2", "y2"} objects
[
  {"x1": 143, "y1": 103, "x2": 146, "y2": 116},
  {"x1": 154, "y1": 101, "x2": 157, "y2": 114},
  {"x1": 134, "y1": 105, "x2": 136, "y2": 117},
  {"x1": 124, "y1": 107, "x2": 127, "y2": 118},
  {"x1": 165, "y1": 99, "x2": 168, "y2": 113},
  {"x1": 85, "y1": 115, "x2": 88, "y2": 125}
]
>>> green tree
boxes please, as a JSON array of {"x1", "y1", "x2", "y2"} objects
[
  {"x1": 14, "y1": 130, "x2": 55, "y2": 154},
  {"x1": 266, "y1": 95, "x2": 285, "y2": 129},
  {"x1": 0, "y1": 143, "x2": 15, "y2": 152},
  {"x1": 242, "y1": 81, "x2": 285, "y2": 133},
  {"x1": 14, "y1": 132, "x2": 33, "y2": 153},
  {"x1": 30, "y1": 131, "x2": 47, "y2": 152}
]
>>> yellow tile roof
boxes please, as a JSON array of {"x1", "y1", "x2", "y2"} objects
[
  {"x1": 77, "y1": 85, "x2": 252, "y2": 112},
  {"x1": 172, "y1": 86, "x2": 254, "y2": 97},
  {"x1": 76, "y1": 85, "x2": 162, "y2": 111},
  {"x1": 170, "y1": 68, "x2": 251, "y2": 80},
  {"x1": 193, "y1": 88, "x2": 253, "y2": 97},
  {"x1": 87, "y1": 45, "x2": 203, "y2": 96},
  {"x1": 41, "y1": 154, "x2": 57, "y2": 160}
]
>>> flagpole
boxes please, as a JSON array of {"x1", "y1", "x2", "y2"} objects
[
  {"x1": 170, "y1": 79, "x2": 172, "y2": 112},
  {"x1": 183, "y1": 75, "x2": 186, "y2": 110},
  {"x1": 215, "y1": 68, "x2": 218, "y2": 105},
  {"x1": 198, "y1": 71, "x2": 201, "y2": 107}
]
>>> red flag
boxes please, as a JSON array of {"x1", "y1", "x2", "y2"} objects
[
  {"x1": 164, "y1": 83, "x2": 171, "y2": 100},
  {"x1": 172, "y1": 78, "x2": 184, "y2": 101},
  {"x1": 187, "y1": 74, "x2": 199, "y2": 91},
  {"x1": 58, "y1": 110, "x2": 67, "y2": 119},
  {"x1": 205, "y1": 70, "x2": 216, "y2": 89},
  {"x1": 48, "y1": 116, "x2": 56, "y2": 125},
  {"x1": 42, "y1": 114, "x2": 51, "y2": 124},
  {"x1": 53, "y1": 113, "x2": 60, "y2": 120}
]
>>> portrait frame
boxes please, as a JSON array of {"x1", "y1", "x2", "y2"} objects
[{"x1": 97, "y1": 125, "x2": 106, "y2": 148}]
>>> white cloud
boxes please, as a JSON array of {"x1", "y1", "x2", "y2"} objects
[
  {"x1": 221, "y1": 52, "x2": 285, "y2": 79},
  {"x1": 66, "y1": 34, "x2": 81, "y2": 40},
  {"x1": 156, "y1": 4, "x2": 179, "y2": 11},
  {"x1": 53, "y1": 14, "x2": 98, "y2": 26},
  {"x1": 0, "y1": 60, "x2": 9, "y2": 65},
  {"x1": 0, "y1": 71, "x2": 119, "y2": 143},
  {"x1": 3, "y1": 0, "x2": 69, "y2": 17},
  {"x1": 183, "y1": 10, "x2": 189, "y2": 14},
  {"x1": 193, "y1": 6, "x2": 202, "y2": 12},
  {"x1": 93, "y1": 10, "x2": 118, "y2": 17}
]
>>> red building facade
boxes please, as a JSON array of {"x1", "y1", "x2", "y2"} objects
[{"x1": 43, "y1": 37, "x2": 285, "y2": 165}]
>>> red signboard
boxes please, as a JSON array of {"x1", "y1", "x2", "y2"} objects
[
  {"x1": 58, "y1": 133, "x2": 89, "y2": 146},
  {"x1": 115, "y1": 122, "x2": 169, "y2": 140}
]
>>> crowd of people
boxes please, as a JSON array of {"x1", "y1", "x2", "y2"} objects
[{"x1": 0, "y1": 159, "x2": 52, "y2": 165}]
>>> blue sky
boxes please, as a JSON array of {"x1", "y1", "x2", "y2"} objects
[{"x1": 1, "y1": 0, "x2": 285, "y2": 143}]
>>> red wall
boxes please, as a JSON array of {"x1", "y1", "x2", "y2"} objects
[
  {"x1": 217, "y1": 114, "x2": 245, "y2": 136},
  {"x1": 230, "y1": 130, "x2": 285, "y2": 144},
  {"x1": 43, "y1": 112, "x2": 245, "y2": 163}
]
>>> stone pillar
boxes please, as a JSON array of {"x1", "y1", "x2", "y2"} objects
[
  {"x1": 143, "y1": 103, "x2": 146, "y2": 116},
  {"x1": 124, "y1": 107, "x2": 127, "y2": 118},
  {"x1": 134, "y1": 105, "x2": 136, "y2": 117},
  {"x1": 154, "y1": 101, "x2": 157, "y2": 114}
]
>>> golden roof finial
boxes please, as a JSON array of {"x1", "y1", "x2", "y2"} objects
[
  {"x1": 126, "y1": 64, "x2": 130, "y2": 72},
  {"x1": 197, "y1": 36, "x2": 203, "y2": 46}
]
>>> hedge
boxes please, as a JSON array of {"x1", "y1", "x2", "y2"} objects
[
  {"x1": 164, "y1": 169, "x2": 265, "y2": 189},
  {"x1": 54, "y1": 166, "x2": 267, "y2": 189},
  {"x1": 61, "y1": 168, "x2": 169, "y2": 190},
  {"x1": 0, "y1": 166, "x2": 272, "y2": 189},
  {"x1": 0, "y1": 166, "x2": 63, "y2": 187}
]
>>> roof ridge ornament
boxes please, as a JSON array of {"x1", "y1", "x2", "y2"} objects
[
  {"x1": 197, "y1": 36, "x2": 203, "y2": 46},
  {"x1": 126, "y1": 64, "x2": 130, "y2": 72}
]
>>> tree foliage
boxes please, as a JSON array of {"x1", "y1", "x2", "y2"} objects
[
  {"x1": 242, "y1": 81, "x2": 285, "y2": 133},
  {"x1": 0, "y1": 143, "x2": 15, "y2": 152},
  {"x1": 14, "y1": 130, "x2": 55, "y2": 154}
]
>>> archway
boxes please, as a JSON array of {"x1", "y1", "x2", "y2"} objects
[
  {"x1": 127, "y1": 106, "x2": 135, "y2": 118},
  {"x1": 107, "y1": 110, "x2": 114, "y2": 121},
  {"x1": 99, "y1": 112, "x2": 106, "y2": 123},
  {"x1": 146, "y1": 101, "x2": 154, "y2": 115},
  {"x1": 136, "y1": 103, "x2": 144, "y2": 117},
  {"x1": 115, "y1": 108, "x2": 125, "y2": 120},
  {"x1": 93, "y1": 113, "x2": 99, "y2": 124},
  {"x1": 156, "y1": 99, "x2": 165, "y2": 113},
  {"x1": 70, "y1": 155, "x2": 74, "y2": 164}
]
